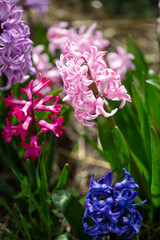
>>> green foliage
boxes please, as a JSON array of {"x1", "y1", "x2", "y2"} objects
[
  {"x1": 150, "y1": 126, "x2": 160, "y2": 208},
  {"x1": 56, "y1": 234, "x2": 73, "y2": 240},
  {"x1": 100, "y1": 0, "x2": 157, "y2": 18},
  {"x1": 52, "y1": 190, "x2": 92, "y2": 240},
  {"x1": 97, "y1": 115, "x2": 117, "y2": 168},
  {"x1": 0, "y1": 13, "x2": 160, "y2": 240},
  {"x1": 113, "y1": 126, "x2": 130, "y2": 174}
]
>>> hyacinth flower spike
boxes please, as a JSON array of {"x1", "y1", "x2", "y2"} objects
[
  {"x1": 57, "y1": 40, "x2": 131, "y2": 126},
  {"x1": 83, "y1": 168, "x2": 146, "y2": 240},
  {"x1": 2, "y1": 74, "x2": 65, "y2": 160},
  {"x1": 0, "y1": 0, "x2": 35, "y2": 91}
]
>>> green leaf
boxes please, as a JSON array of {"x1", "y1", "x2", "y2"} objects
[
  {"x1": 126, "y1": 36, "x2": 148, "y2": 91},
  {"x1": 54, "y1": 163, "x2": 69, "y2": 191},
  {"x1": 0, "y1": 151, "x2": 23, "y2": 182},
  {"x1": 146, "y1": 79, "x2": 160, "y2": 91},
  {"x1": 46, "y1": 133, "x2": 57, "y2": 183},
  {"x1": 52, "y1": 190, "x2": 92, "y2": 240},
  {"x1": 145, "y1": 82, "x2": 160, "y2": 132},
  {"x1": 0, "y1": 197, "x2": 25, "y2": 236},
  {"x1": 26, "y1": 158, "x2": 37, "y2": 190},
  {"x1": 0, "y1": 178, "x2": 16, "y2": 197},
  {"x1": 56, "y1": 234, "x2": 73, "y2": 240},
  {"x1": 0, "y1": 229, "x2": 20, "y2": 240},
  {"x1": 150, "y1": 126, "x2": 160, "y2": 207},
  {"x1": 115, "y1": 103, "x2": 145, "y2": 162},
  {"x1": 14, "y1": 204, "x2": 32, "y2": 240},
  {"x1": 131, "y1": 83, "x2": 151, "y2": 169},
  {"x1": 37, "y1": 156, "x2": 49, "y2": 218},
  {"x1": 129, "y1": 150, "x2": 150, "y2": 200},
  {"x1": 97, "y1": 115, "x2": 117, "y2": 168},
  {"x1": 47, "y1": 88, "x2": 63, "y2": 97},
  {"x1": 113, "y1": 126, "x2": 130, "y2": 174}
]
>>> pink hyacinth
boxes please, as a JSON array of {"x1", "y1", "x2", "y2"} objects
[
  {"x1": 47, "y1": 22, "x2": 110, "y2": 56},
  {"x1": 107, "y1": 46, "x2": 135, "y2": 80},
  {"x1": 32, "y1": 45, "x2": 62, "y2": 92},
  {"x1": 56, "y1": 41, "x2": 131, "y2": 127},
  {"x1": 2, "y1": 74, "x2": 65, "y2": 160}
]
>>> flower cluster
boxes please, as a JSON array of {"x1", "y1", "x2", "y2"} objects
[
  {"x1": 0, "y1": 0, "x2": 35, "y2": 91},
  {"x1": 107, "y1": 46, "x2": 135, "y2": 80},
  {"x1": 9, "y1": 0, "x2": 50, "y2": 16},
  {"x1": 47, "y1": 22, "x2": 110, "y2": 56},
  {"x1": 83, "y1": 168, "x2": 146, "y2": 240},
  {"x1": 2, "y1": 74, "x2": 65, "y2": 160},
  {"x1": 32, "y1": 44, "x2": 62, "y2": 92},
  {"x1": 57, "y1": 41, "x2": 131, "y2": 126}
]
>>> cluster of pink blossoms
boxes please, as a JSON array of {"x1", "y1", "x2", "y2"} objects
[
  {"x1": 107, "y1": 46, "x2": 135, "y2": 80},
  {"x1": 56, "y1": 41, "x2": 131, "y2": 127},
  {"x1": 32, "y1": 45, "x2": 62, "y2": 92},
  {"x1": 47, "y1": 22, "x2": 110, "y2": 56},
  {"x1": 2, "y1": 74, "x2": 65, "y2": 160}
]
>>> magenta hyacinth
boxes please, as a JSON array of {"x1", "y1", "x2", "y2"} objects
[
  {"x1": 57, "y1": 40, "x2": 131, "y2": 126},
  {"x1": 2, "y1": 74, "x2": 65, "y2": 160},
  {"x1": 0, "y1": 0, "x2": 35, "y2": 91}
]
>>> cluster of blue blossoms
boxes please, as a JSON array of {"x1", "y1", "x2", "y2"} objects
[{"x1": 83, "y1": 168, "x2": 146, "y2": 240}]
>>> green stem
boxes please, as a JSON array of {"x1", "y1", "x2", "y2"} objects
[{"x1": 30, "y1": 95, "x2": 37, "y2": 136}]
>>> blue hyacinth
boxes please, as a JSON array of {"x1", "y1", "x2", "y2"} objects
[{"x1": 83, "y1": 168, "x2": 146, "y2": 240}]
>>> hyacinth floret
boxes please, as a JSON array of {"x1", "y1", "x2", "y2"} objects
[
  {"x1": 47, "y1": 22, "x2": 110, "y2": 56},
  {"x1": 83, "y1": 168, "x2": 146, "y2": 240},
  {"x1": 107, "y1": 46, "x2": 135, "y2": 80},
  {"x1": 32, "y1": 44, "x2": 62, "y2": 92},
  {"x1": 2, "y1": 74, "x2": 65, "y2": 160},
  {"x1": 0, "y1": 0, "x2": 35, "y2": 91},
  {"x1": 57, "y1": 40, "x2": 131, "y2": 126}
]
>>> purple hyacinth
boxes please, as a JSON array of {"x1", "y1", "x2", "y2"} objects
[
  {"x1": 9, "y1": 0, "x2": 50, "y2": 16},
  {"x1": 83, "y1": 168, "x2": 146, "y2": 240},
  {"x1": 0, "y1": 0, "x2": 35, "y2": 91}
]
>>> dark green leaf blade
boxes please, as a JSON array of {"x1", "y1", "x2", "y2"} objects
[
  {"x1": 113, "y1": 126, "x2": 130, "y2": 174},
  {"x1": 150, "y1": 126, "x2": 160, "y2": 207},
  {"x1": 52, "y1": 190, "x2": 92, "y2": 240},
  {"x1": 126, "y1": 36, "x2": 148, "y2": 91},
  {"x1": 131, "y1": 83, "x2": 151, "y2": 169},
  {"x1": 97, "y1": 116, "x2": 117, "y2": 168},
  {"x1": 54, "y1": 163, "x2": 69, "y2": 191}
]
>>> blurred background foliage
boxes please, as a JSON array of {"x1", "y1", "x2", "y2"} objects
[{"x1": 58, "y1": 0, "x2": 158, "y2": 19}]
